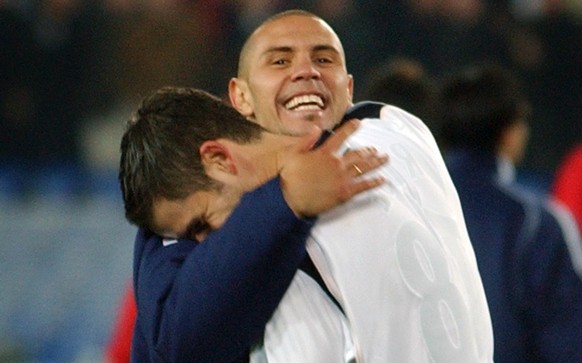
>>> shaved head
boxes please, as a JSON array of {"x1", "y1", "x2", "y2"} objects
[{"x1": 237, "y1": 10, "x2": 346, "y2": 80}]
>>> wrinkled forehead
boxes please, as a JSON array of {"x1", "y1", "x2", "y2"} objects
[{"x1": 240, "y1": 15, "x2": 346, "y2": 76}]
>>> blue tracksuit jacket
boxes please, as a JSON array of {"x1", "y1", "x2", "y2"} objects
[{"x1": 445, "y1": 148, "x2": 582, "y2": 363}]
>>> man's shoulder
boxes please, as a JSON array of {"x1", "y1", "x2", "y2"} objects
[
  {"x1": 342, "y1": 101, "x2": 438, "y2": 155},
  {"x1": 341, "y1": 101, "x2": 385, "y2": 122},
  {"x1": 343, "y1": 101, "x2": 420, "y2": 121},
  {"x1": 506, "y1": 183, "x2": 580, "y2": 246},
  {"x1": 344, "y1": 101, "x2": 429, "y2": 135}
]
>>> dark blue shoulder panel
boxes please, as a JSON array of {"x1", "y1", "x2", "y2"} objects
[{"x1": 313, "y1": 101, "x2": 385, "y2": 148}]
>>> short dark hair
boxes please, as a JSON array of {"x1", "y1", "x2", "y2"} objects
[
  {"x1": 439, "y1": 63, "x2": 530, "y2": 152},
  {"x1": 119, "y1": 87, "x2": 264, "y2": 229},
  {"x1": 362, "y1": 57, "x2": 440, "y2": 139}
]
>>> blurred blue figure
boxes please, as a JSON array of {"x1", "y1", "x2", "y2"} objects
[{"x1": 440, "y1": 63, "x2": 582, "y2": 363}]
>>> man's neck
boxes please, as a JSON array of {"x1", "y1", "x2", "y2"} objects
[{"x1": 232, "y1": 133, "x2": 297, "y2": 191}]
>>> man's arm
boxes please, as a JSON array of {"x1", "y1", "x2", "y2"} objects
[{"x1": 135, "y1": 178, "x2": 311, "y2": 362}]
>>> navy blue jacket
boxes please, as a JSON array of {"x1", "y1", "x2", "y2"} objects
[
  {"x1": 445, "y1": 148, "x2": 582, "y2": 363},
  {"x1": 131, "y1": 177, "x2": 315, "y2": 362}
]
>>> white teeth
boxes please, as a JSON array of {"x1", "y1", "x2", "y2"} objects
[
  {"x1": 294, "y1": 104, "x2": 321, "y2": 111},
  {"x1": 285, "y1": 95, "x2": 324, "y2": 110}
]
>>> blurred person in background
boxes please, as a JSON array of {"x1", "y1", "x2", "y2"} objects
[
  {"x1": 439, "y1": 62, "x2": 582, "y2": 363},
  {"x1": 361, "y1": 56, "x2": 442, "y2": 147}
]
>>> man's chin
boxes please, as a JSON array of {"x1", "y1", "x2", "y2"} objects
[
  {"x1": 278, "y1": 121, "x2": 317, "y2": 136},
  {"x1": 282, "y1": 110, "x2": 335, "y2": 130}
]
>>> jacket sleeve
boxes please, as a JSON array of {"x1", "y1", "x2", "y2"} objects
[
  {"x1": 519, "y1": 202, "x2": 582, "y2": 362},
  {"x1": 133, "y1": 177, "x2": 315, "y2": 363}
]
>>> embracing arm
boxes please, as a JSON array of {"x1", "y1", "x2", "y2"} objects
[{"x1": 134, "y1": 178, "x2": 311, "y2": 362}]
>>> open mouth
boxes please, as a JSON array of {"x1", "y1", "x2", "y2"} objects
[{"x1": 284, "y1": 94, "x2": 324, "y2": 111}]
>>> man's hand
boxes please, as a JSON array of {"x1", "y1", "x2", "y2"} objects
[{"x1": 279, "y1": 120, "x2": 388, "y2": 217}]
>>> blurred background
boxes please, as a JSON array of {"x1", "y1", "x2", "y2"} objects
[{"x1": 0, "y1": 0, "x2": 580, "y2": 361}]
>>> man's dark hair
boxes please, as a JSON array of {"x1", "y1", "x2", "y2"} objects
[
  {"x1": 119, "y1": 87, "x2": 264, "y2": 229},
  {"x1": 362, "y1": 57, "x2": 440, "y2": 141},
  {"x1": 439, "y1": 63, "x2": 530, "y2": 152}
]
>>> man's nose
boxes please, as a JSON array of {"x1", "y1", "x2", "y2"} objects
[{"x1": 291, "y1": 58, "x2": 321, "y2": 81}]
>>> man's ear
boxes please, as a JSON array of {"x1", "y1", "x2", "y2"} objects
[
  {"x1": 347, "y1": 74, "x2": 354, "y2": 102},
  {"x1": 499, "y1": 120, "x2": 529, "y2": 164},
  {"x1": 228, "y1": 78, "x2": 254, "y2": 117},
  {"x1": 199, "y1": 141, "x2": 237, "y2": 182}
]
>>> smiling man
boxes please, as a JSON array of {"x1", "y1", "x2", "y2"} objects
[{"x1": 228, "y1": 10, "x2": 354, "y2": 135}]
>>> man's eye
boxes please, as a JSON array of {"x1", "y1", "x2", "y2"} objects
[
  {"x1": 273, "y1": 59, "x2": 288, "y2": 65},
  {"x1": 186, "y1": 220, "x2": 211, "y2": 241},
  {"x1": 317, "y1": 57, "x2": 333, "y2": 64}
]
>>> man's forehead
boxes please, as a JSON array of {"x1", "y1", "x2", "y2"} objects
[
  {"x1": 238, "y1": 14, "x2": 344, "y2": 78},
  {"x1": 261, "y1": 15, "x2": 329, "y2": 33},
  {"x1": 251, "y1": 15, "x2": 342, "y2": 54}
]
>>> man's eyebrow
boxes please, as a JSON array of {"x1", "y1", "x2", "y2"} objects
[
  {"x1": 262, "y1": 46, "x2": 293, "y2": 56},
  {"x1": 262, "y1": 44, "x2": 341, "y2": 56},
  {"x1": 312, "y1": 44, "x2": 341, "y2": 55}
]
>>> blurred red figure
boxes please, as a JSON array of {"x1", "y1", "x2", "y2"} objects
[
  {"x1": 552, "y1": 143, "x2": 582, "y2": 230},
  {"x1": 105, "y1": 283, "x2": 136, "y2": 363}
]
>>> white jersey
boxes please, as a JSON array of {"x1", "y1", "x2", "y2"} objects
[
  {"x1": 253, "y1": 105, "x2": 494, "y2": 362},
  {"x1": 250, "y1": 270, "x2": 355, "y2": 363}
]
